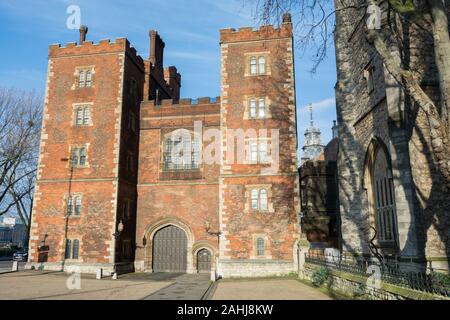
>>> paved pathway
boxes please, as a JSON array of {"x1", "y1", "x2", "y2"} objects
[
  {"x1": 212, "y1": 279, "x2": 332, "y2": 300},
  {"x1": 144, "y1": 274, "x2": 212, "y2": 300},
  {"x1": 0, "y1": 271, "x2": 171, "y2": 300}
]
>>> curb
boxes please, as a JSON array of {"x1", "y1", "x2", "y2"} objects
[{"x1": 201, "y1": 280, "x2": 219, "y2": 300}]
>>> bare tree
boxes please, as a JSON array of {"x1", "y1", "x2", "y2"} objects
[
  {"x1": 249, "y1": 0, "x2": 450, "y2": 187},
  {"x1": 0, "y1": 87, "x2": 42, "y2": 237}
]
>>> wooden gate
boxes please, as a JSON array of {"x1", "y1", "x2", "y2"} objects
[{"x1": 152, "y1": 225, "x2": 187, "y2": 272}]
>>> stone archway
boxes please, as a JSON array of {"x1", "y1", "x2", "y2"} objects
[
  {"x1": 144, "y1": 217, "x2": 195, "y2": 273},
  {"x1": 363, "y1": 137, "x2": 399, "y2": 253},
  {"x1": 153, "y1": 225, "x2": 187, "y2": 272}
]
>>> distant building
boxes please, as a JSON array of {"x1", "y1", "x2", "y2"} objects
[
  {"x1": 299, "y1": 122, "x2": 339, "y2": 249},
  {"x1": 0, "y1": 217, "x2": 28, "y2": 248},
  {"x1": 301, "y1": 105, "x2": 325, "y2": 163}
]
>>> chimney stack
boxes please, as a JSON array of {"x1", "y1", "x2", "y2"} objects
[
  {"x1": 79, "y1": 25, "x2": 88, "y2": 44},
  {"x1": 282, "y1": 12, "x2": 292, "y2": 24}
]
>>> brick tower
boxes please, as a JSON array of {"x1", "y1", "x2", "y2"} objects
[
  {"x1": 218, "y1": 13, "x2": 301, "y2": 277},
  {"x1": 26, "y1": 28, "x2": 145, "y2": 274}
]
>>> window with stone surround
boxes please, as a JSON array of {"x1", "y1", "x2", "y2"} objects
[
  {"x1": 248, "y1": 98, "x2": 266, "y2": 119},
  {"x1": 70, "y1": 145, "x2": 88, "y2": 167},
  {"x1": 163, "y1": 130, "x2": 200, "y2": 171},
  {"x1": 247, "y1": 139, "x2": 270, "y2": 164},
  {"x1": 77, "y1": 68, "x2": 93, "y2": 88},
  {"x1": 246, "y1": 185, "x2": 273, "y2": 213},
  {"x1": 246, "y1": 53, "x2": 270, "y2": 76},
  {"x1": 249, "y1": 55, "x2": 266, "y2": 75},
  {"x1": 256, "y1": 237, "x2": 265, "y2": 256},
  {"x1": 65, "y1": 238, "x2": 80, "y2": 260},
  {"x1": 74, "y1": 105, "x2": 91, "y2": 126},
  {"x1": 66, "y1": 195, "x2": 82, "y2": 216}
]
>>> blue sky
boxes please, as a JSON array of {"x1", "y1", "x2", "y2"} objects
[{"x1": 0, "y1": 0, "x2": 337, "y2": 158}]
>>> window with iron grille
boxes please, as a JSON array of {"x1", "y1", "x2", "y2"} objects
[{"x1": 163, "y1": 133, "x2": 200, "y2": 170}]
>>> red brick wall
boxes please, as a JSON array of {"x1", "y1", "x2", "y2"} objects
[
  {"x1": 135, "y1": 99, "x2": 221, "y2": 271},
  {"x1": 28, "y1": 38, "x2": 144, "y2": 270},
  {"x1": 219, "y1": 22, "x2": 300, "y2": 267}
]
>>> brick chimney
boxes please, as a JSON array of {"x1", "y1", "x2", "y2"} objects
[
  {"x1": 79, "y1": 25, "x2": 88, "y2": 44},
  {"x1": 282, "y1": 12, "x2": 292, "y2": 24}
]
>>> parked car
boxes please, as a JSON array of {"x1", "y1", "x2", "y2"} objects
[{"x1": 13, "y1": 250, "x2": 28, "y2": 261}]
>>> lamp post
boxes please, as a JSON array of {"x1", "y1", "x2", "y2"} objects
[
  {"x1": 112, "y1": 220, "x2": 124, "y2": 279},
  {"x1": 60, "y1": 157, "x2": 74, "y2": 271}
]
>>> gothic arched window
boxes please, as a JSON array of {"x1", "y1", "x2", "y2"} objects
[{"x1": 365, "y1": 139, "x2": 398, "y2": 249}]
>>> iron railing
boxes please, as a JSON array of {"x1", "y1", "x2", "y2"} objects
[{"x1": 305, "y1": 252, "x2": 450, "y2": 298}]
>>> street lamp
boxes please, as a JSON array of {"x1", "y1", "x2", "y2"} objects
[
  {"x1": 112, "y1": 220, "x2": 124, "y2": 279},
  {"x1": 60, "y1": 157, "x2": 74, "y2": 271}
]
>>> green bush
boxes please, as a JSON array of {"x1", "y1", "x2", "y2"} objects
[
  {"x1": 353, "y1": 283, "x2": 367, "y2": 298},
  {"x1": 431, "y1": 272, "x2": 450, "y2": 287},
  {"x1": 311, "y1": 266, "x2": 330, "y2": 287}
]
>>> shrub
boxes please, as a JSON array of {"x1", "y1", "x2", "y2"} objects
[
  {"x1": 311, "y1": 266, "x2": 330, "y2": 287},
  {"x1": 353, "y1": 283, "x2": 367, "y2": 298}
]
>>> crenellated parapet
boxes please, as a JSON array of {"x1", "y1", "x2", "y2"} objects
[
  {"x1": 140, "y1": 97, "x2": 221, "y2": 128},
  {"x1": 220, "y1": 22, "x2": 292, "y2": 44},
  {"x1": 49, "y1": 38, "x2": 144, "y2": 70}
]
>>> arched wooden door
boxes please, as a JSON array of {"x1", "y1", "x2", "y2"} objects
[
  {"x1": 197, "y1": 249, "x2": 211, "y2": 273},
  {"x1": 152, "y1": 225, "x2": 187, "y2": 272},
  {"x1": 372, "y1": 147, "x2": 398, "y2": 247}
]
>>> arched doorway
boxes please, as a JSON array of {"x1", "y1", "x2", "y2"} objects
[
  {"x1": 197, "y1": 249, "x2": 211, "y2": 273},
  {"x1": 364, "y1": 138, "x2": 399, "y2": 252},
  {"x1": 152, "y1": 225, "x2": 187, "y2": 272},
  {"x1": 372, "y1": 146, "x2": 397, "y2": 246}
]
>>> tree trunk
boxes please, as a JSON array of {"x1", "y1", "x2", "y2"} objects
[
  {"x1": 428, "y1": 0, "x2": 450, "y2": 134},
  {"x1": 367, "y1": 28, "x2": 450, "y2": 187}
]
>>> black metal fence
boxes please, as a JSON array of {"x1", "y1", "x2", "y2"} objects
[{"x1": 305, "y1": 252, "x2": 450, "y2": 298}]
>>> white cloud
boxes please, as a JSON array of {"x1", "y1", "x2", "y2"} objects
[{"x1": 299, "y1": 97, "x2": 335, "y2": 113}]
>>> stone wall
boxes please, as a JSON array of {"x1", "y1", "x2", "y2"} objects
[
  {"x1": 303, "y1": 263, "x2": 448, "y2": 300},
  {"x1": 334, "y1": 0, "x2": 450, "y2": 271},
  {"x1": 218, "y1": 18, "x2": 301, "y2": 277}
]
